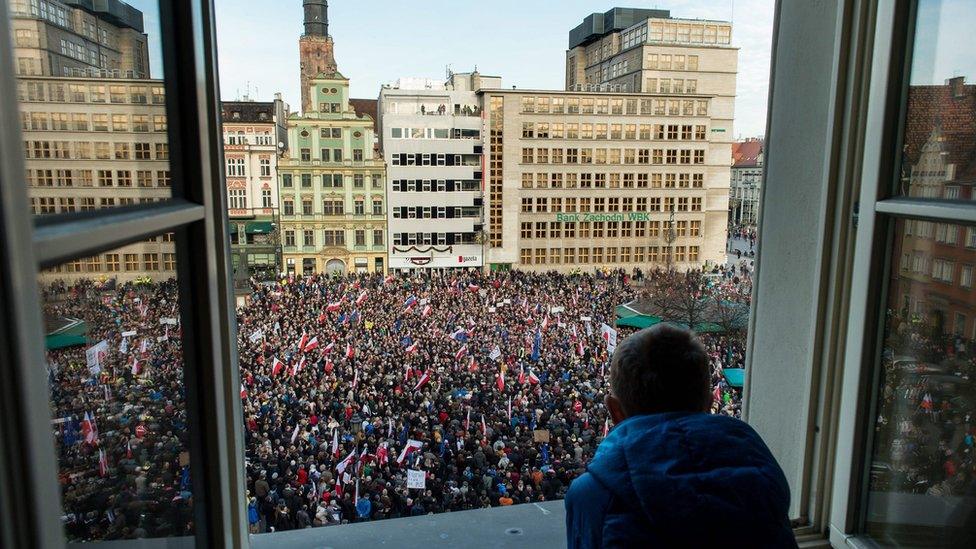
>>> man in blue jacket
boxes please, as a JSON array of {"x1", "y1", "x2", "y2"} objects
[{"x1": 565, "y1": 325, "x2": 797, "y2": 548}]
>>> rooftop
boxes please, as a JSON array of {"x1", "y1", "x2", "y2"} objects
[
  {"x1": 732, "y1": 139, "x2": 764, "y2": 168},
  {"x1": 221, "y1": 101, "x2": 275, "y2": 124},
  {"x1": 569, "y1": 7, "x2": 671, "y2": 49}
]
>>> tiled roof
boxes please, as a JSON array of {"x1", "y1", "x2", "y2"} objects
[
  {"x1": 732, "y1": 140, "x2": 763, "y2": 168},
  {"x1": 903, "y1": 78, "x2": 976, "y2": 182},
  {"x1": 220, "y1": 101, "x2": 275, "y2": 124}
]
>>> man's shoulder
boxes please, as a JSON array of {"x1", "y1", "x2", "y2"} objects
[{"x1": 565, "y1": 470, "x2": 611, "y2": 508}]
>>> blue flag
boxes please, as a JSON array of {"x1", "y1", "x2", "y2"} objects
[{"x1": 531, "y1": 330, "x2": 542, "y2": 362}]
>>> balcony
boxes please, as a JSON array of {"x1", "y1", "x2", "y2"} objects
[{"x1": 250, "y1": 501, "x2": 564, "y2": 549}]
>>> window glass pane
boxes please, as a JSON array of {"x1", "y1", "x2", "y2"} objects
[
  {"x1": 40, "y1": 236, "x2": 193, "y2": 542},
  {"x1": 896, "y1": 0, "x2": 976, "y2": 199},
  {"x1": 865, "y1": 218, "x2": 976, "y2": 545},
  {"x1": 8, "y1": 0, "x2": 172, "y2": 215}
]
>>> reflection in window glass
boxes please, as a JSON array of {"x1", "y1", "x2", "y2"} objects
[
  {"x1": 8, "y1": 0, "x2": 172, "y2": 214},
  {"x1": 897, "y1": 0, "x2": 976, "y2": 199},
  {"x1": 42, "y1": 239, "x2": 192, "y2": 541},
  {"x1": 866, "y1": 219, "x2": 976, "y2": 546}
]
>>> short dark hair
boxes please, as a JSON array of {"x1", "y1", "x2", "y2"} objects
[{"x1": 609, "y1": 325, "x2": 711, "y2": 416}]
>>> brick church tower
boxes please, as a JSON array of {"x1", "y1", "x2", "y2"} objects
[{"x1": 299, "y1": 0, "x2": 338, "y2": 113}]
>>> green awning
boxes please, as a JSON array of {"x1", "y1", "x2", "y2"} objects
[
  {"x1": 616, "y1": 315, "x2": 662, "y2": 330},
  {"x1": 615, "y1": 303, "x2": 642, "y2": 319},
  {"x1": 46, "y1": 334, "x2": 87, "y2": 350},
  {"x1": 245, "y1": 221, "x2": 274, "y2": 234},
  {"x1": 722, "y1": 368, "x2": 746, "y2": 388},
  {"x1": 229, "y1": 224, "x2": 239, "y2": 234}
]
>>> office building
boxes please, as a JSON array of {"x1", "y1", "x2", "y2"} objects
[
  {"x1": 378, "y1": 71, "x2": 501, "y2": 270},
  {"x1": 9, "y1": 0, "x2": 150, "y2": 79},
  {"x1": 20, "y1": 75, "x2": 174, "y2": 283},
  {"x1": 481, "y1": 89, "x2": 728, "y2": 272},
  {"x1": 221, "y1": 96, "x2": 289, "y2": 281},
  {"x1": 278, "y1": 0, "x2": 387, "y2": 275}
]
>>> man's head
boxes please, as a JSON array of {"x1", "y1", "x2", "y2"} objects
[{"x1": 605, "y1": 325, "x2": 712, "y2": 424}]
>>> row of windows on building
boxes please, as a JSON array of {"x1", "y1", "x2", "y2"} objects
[
  {"x1": 44, "y1": 251, "x2": 177, "y2": 274},
  {"x1": 390, "y1": 179, "x2": 481, "y2": 192},
  {"x1": 389, "y1": 128, "x2": 481, "y2": 140},
  {"x1": 902, "y1": 253, "x2": 975, "y2": 289},
  {"x1": 905, "y1": 220, "x2": 976, "y2": 246},
  {"x1": 520, "y1": 147, "x2": 707, "y2": 165},
  {"x1": 281, "y1": 198, "x2": 383, "y2": 217},
  {"x1": 391, "y1": 206, "x2": 481, "y2": 219},
  {"x1": 519, "y1": 245, "x2": 701, "y2": 265},
  {"x1": 223, "y1": 131, "x2": 275, "y2": 145},
  {"x1": 389, "y1": 153, "x2": 482, "y2": 167},
  {"x1": 281, "y1": 173, "x2": 383, "y2": 189},
  {"x1": 383, "y1": 102, "x2": 482, "y2": 117},
  {"x1": 296, "y1": 147, "x2": 369, "y2": 162},
  {"x1": 520, "y1": 195, "x2": 704, "y2": 213},
  {"x1": 21, "y1": 111, "x2": 167, "y2": 132},
  {"x1": 24, "y1": 140, "x2": 168, "y2": 161},
  {"x1": 522, "y1": 122, "x2": 707, "y2": 141},
  {"x1": 521, "y1": 172, "x2": 705, "y2": 189},
  {"x1": 518, "y1": 95, "x2": 708, "y2": 116},
  {"x1": 392, "y1": 232, "x2": 479, "y2": 246},
  {"x1": 31, "y1": 195, "x2": 169, "y2": 214},
  {"x1": 225, "y1": 156, "x2": 273, "y2": 177},
  {"x1": 227, "y1": 188, "x2": 274, "y2": 210},
  {"x1": 27, "y1": 168, "x2": 170, "y2": 188},
  {"x1": 17, "y1": 80, "x2": 164, "y2": 104},
  {"x1": 520, "y1": 219, "x2": 702, "y2": 239},
  {"x1": 284, "y1": 229, "x2": 385, "y2": 248}
]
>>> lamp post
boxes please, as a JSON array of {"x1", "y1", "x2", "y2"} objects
[{"x1": 665, "y1": 205, "x2": 676, "y2": 271}]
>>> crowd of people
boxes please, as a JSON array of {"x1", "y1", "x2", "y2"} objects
[{"x1": 43, "y1": 267, "x2": 750, "y2": 540}]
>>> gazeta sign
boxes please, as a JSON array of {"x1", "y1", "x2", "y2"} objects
[{"x1": 554, "y1": 212, "x2": 655, "y2": 222}]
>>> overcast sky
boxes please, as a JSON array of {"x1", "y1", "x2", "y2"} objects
[{"x1": 136, "y1": 1, "x2": 778, "y2": 137}]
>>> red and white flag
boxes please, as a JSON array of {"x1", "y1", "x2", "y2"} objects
[
  {"x1": 404, "y1": 365, "x2": 412, "y2": 382},
  {"x1": 353, "y1": 368, "x2": 359, "y2": 389},
  {"x1": 240, "y1": 383, "x2": 247, "y2": 399},
  {"x1": 405, "y1": 341, "x2": 419, "y2": 355},
  {"x1": 481, "y1": 414, "x2": 487, "y2": 437},
  {"x1": 413, "y1": 371, "x2": 431, "y2": 391},
  {"x1": 518, "y1": 366, "x2": 526, "y2": 385},
  {"x1": 376, "y1": 442, "x2": 389, "y2": 466},
  {"x1": 272, "y1": 357, "x2": 285, "y2": 376},
  {"x1": 345, "y1": 343, "x2": 355, "y2": 359},
  {"x1": 422, "y1": 304, "x2": 433, "y2": 317},
  {"x1": 355, "y1": 290, "x2": 368, "y2": 306},
  {"x1": 528, "y1": 370, "x2": 540, "y2": 385},
  {"x1": 468, "y1": 283, "x2": 480, "y2": 293},
  {"x1": 130, "y1": 357, "x2": 140, "y2": 376},
  {"x1": 98, "y1": 448, "x2": 108, "y2": 477},
  {"x1": 496, "y1": 370, "x2": 505, "y2": 392},
  {"x1": 291, "y1": 356, "x2": 306, "y2": 376},
  {"x1": 326, "y1": 301, "x2": 342, "y2": 313},
  {"x1": 298, "y1": 332, "x2": 309, "y2": 352},
  {"x1": 331, "y1": 429, "x2": 339, "y2": 458},
  {"x1": 303, "y1": 336, "x2": 319, "y2": 353},
  {"x1": 396, "y1": 439, "x2": 423, "y2": 465},
  {"x1": 323, "y1": 341, "x2": 335, "y2": 355},
  {"x1": 465, "y1": 408, "x2": 471, "y2": 431},
  {"x1": 336, "y1": 448, "x2": 358, "y2": 474},
  {"x1": 468, "y1": 356, "x2": 479, "y2": 373},
  {"x1": 541, "y1": 315, "x2": 550, "y2": 332},
  {"x1": 454, "y1": 345, "x2": 468, "y2": 361},
  {"x1": 384, "y1": 274, "x2": 395, "y2": 285}
]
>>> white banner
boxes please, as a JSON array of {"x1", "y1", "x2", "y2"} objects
[
  {"x1": 120, "y1": 330, "x2": 138, "y2": 337},
  {"x1": 249, "y1": 330, "x2": 263, "y2": 344},
  {"x1": 489, "y1": 346, "x2": 502, "y2": 362},
  {"x1": 551, "y1": 306, "x2": 565, "y2": 313},
  {"x1": 86, "y1": 340, "x2": 109, "y2": 375},
  {"x1": 406, "y1": 469, "x2": 426, "y2": 489},
  {"x1": 160, "y1": 317, "x2": 179, "y2": 326},
  {"x1": 600, "y1": 323, "x2": 618, "y2": 353}
]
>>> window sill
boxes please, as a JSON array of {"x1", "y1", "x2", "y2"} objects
[{"x1": 250, "y1": 501, "x2": 565, "y2": 549}]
